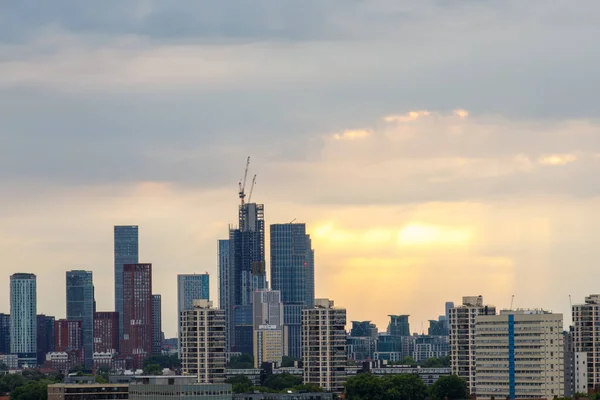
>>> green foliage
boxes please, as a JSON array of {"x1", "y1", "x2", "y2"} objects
[
  {"x1": 142, "y1": 363, "x2": 163, "y2": 376},
  {"x1": 429, "y1": 375, "x2": 468, "y2": 400},
  {"x1": 227, "y1": 354, "x2": 254, "y2": 369},
  {"x1": 143, "y1": 354, "x2": 180, "y2": 369},
  {"x1": 345, "y1": 373, "x2": 428, "y2": 400},
  {"x1": 280, "y1": 356, "x2": 299, "y2": 368},
  {"x1": 263, "y1": 373, "x2": 303, "y2": 391},
  {"x1": 292, "y1": 383, "x2": 324, "y2": 392},
  {"x1": 9, "y1": 380, "x2": 52, "y2": 400},
  {"x1": 0, "y1": 363, "x2": 8, "y2": 371},
  {"x1": 388, "y1": 356, "x2": 417, "y2": 366},
  {"x1": 225, "y1": 376, "x2": 253, "y2": 393}
]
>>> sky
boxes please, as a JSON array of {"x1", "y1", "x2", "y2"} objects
[{"x1": 1, "y1": 0, "x2": 600, "y2": 338}]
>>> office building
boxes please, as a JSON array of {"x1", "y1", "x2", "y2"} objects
[
  {"x1": 177, "y1": 273, "x2": 209, "y2": 351},
  {"x1": 254, "y1": 327, "x2": 283, "y2": 368},
  {"x1": 449, "y1": 295, "x2": 496, "y2": 394},
  {"x1": 152, "y1": 294, "x2": 162, "y2": 355},
  {"x1": 347, "y1": 321, "x2": 377, "y2": 361},
  {"x1": 475, "y1": 309, "x2": 564, "y2": 400},
  {"x1": 128, "y1": 376, "x2": 232, "y2": 400},
  {"x1": 180, "y1": 300, "x2": 226, "y2": 383},
  {"x1": 271, "y1": 223, "x2": 315, "y2": 359},
  {"x1": 10, "y1": 273, "x2": 37, "y2": 366},
  {"x1": 253, "y1": 290, "x2": 283, "y2": 329},
  {"x1": 218, "y1": 239, "x2": 231, "y2": 351},
  {"x1": 66, "y1": 270, "x2": 95, "y2": 367},
  {"x1": 252, "y1": 290, "x2": 284, "y2": 368},
  {"x1": 428, "y1": 319, "x2": 446, "y2": 336},
  {"x1": 350, "y1": 321, "x2": 378, "y2": 338},
  {"x1": 413, "y1": 335, "x2": 449, "y2": 363},
  {"x1": 121, "y1": 263, "x2": 153, "y2": 368},
  {"x1": 301, "y1": 299, "x2": 346, "y2": 393},
  {"x1": 114, "y1": 225, "x2": 139, "y2": 339},
  {"x1": 94, "y1": 312, "x2": 119, "y2": 354},
  {"x1": 444, "y1": 301, "x2": 454, "y2": 333},
  {"x1": 572, "y1": 294, "x2": 600, "y2": 391},
  {"x1": 37, "y1": 314, "x2": 56, "y2": 365},
  {"x1": 388, "y1": 315, "x2": 410, "y2": 337},
  {"x1": 224, "y1": 201, "x2": 267, "y2": 355},
  {"x1": 0, "y1": 313, "x2": 10, "y2": 354}
]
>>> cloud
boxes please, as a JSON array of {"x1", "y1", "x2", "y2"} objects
[
  {"x1": 538, "y1": 154, "x2": 577, "y2": 166},
  {"x1": 332, "y1": 129, "x2": 372, "y2": 140}
]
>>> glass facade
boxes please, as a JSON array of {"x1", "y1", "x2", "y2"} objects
[
  {"x1": 10, "y1": 273, "x2": 37, "y2": 366},
  {"x1": 152, "y1": 294, "x2": 162, "y2": 355},
  {"x1": 270, "y1": 223, "x2": 314, "y2": 359},
  {"x1": 0, "y1": 314, "x2": 10, "y2": 354},
  {"x1": 66, "y1": 270, "x2": 95, "y2": 367},
  {"x1": 217, "y1": 240, "x2": 231, "y2": 351},
  {"x1": 114, "y1": 225, "x2": 139, "y2": 340},
  {"x1": 36, "y1": 314, "x2": 55, "y2": 365},
  {"x1": 177, "y1": 274, "x2": 209, "y2": 353}
]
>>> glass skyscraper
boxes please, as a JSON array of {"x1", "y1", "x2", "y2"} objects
[
  {"x1": 217, "y1": 240, "x2": 231, "y2": 351},
  {"x1": 270, "y1": 223, "x2": 315, "y2": 359},
  {"x1": 152, "y1": 294, "x2": 162, "y2": 355},
  {"x1": 177, "y1": 274, "x2": 209, "y2": 352},
  {"x1": 10, "y1": 273, "x2": 37, "y2": 366},
  {"x1": 114, "y1": 225, "x2": 139, "y2": 339},
  {"x1": 66, "y1": 270, "x2": 95, "y2": 367},
  {"x1": 0, "y1": 314, "x2": 10, "y2": 355}
]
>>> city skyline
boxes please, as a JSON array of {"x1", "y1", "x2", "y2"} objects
[{"x1": 2, "y1": 1, "x2": 600, "y2": 340}]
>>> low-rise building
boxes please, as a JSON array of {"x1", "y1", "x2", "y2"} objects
[
  {"x1": 128, "y1": 376, "x2": 231, "y2": 400},
  {"x1": 364, "y1": 363, "x2": 451, "y2": 386},
  {"x1": 224, "y1": 369, "x2": 262, "y2": 386},
  {"x1": 232, "y1": 393, "x2": 332, "y2": 400},
  {"x1": 47, "y1": 383, "x2": 128, "y2": 400}
]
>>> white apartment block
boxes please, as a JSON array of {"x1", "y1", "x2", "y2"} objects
[
  {"x1": 575, "y1": 352, "x2": 588, "y2": 394},
  {"x1": 180, "y1": 300, "x2": 226, "y2": 383},
  {"x1": 573, "y1": 294, "x2": 600, "y2": 391},
  {"x1": 254, "y1": 325, "x2": 283, "y2": 368},
  {"x1": 301, "y1": 298, "x2": 347, "y2": 393},
  {"x1": 449, "y1": 295, "x2": 496, "y2": 394},
  {"x1": 475, "y1": 310, "x2": 564, "y2": 400}
]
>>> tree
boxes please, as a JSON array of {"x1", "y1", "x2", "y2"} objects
[
  {"x1": 225, "y1": 376, "x2": 253, "y2": 394},
  {"x1": 345, "y1": 373, "x2": 384, "y2": 400},
  {"x1": 430, "y1": 375, "x2": 468, "y2": 400},
  {"x1": 227, "y1": 354, "x2": 254, "y2": 369},
  {"x1": 263, "y1": 373, "x2": 303, "y2": 391},
  {"x1": 143, "y1": 354, "x2": 180, "y2": 370},
  {"x1": 9, "y1": 380, "x2": 50, "y2": 400},
  {"x1": 292, "y1": 383, "x2": 323, "y2": 393},
  {"x1": 0, "y1": 363, "x2": 8, "y2": 371},
  {"x1": 143, "y1": 363, "x2": 163, "y2": 375}
]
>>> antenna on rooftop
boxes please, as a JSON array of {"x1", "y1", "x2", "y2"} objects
[{"x1": 510, "y1": 294, "x2": 515, "y2": 310}]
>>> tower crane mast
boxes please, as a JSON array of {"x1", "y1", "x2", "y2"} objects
[{"x1": 238, "y1": 156, "x2": 250, "y2": 205}]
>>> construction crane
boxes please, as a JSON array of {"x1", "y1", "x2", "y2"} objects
[
  {"x1": 238, "y1": 156, "x2": 250, "y2": 205},
  {"x1": 510, "y1": 294, "x2": 515, "y2": 310},
  {"x1": 247, "y1": 174, "x2": 257, "y2": 204}
]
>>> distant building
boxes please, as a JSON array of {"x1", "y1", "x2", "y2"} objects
[
  {"x1": 66, "y1": 270, "x2": 95, "y2": 367},
  {"x1": 350, "y1": 321, "x2": 377, "y2": 338},
  {"x1": 0, "y1": 354, "x2": 18, "y2": 369},
  {"x1": 152, "y1": 295, "x2": 162, "y2": 355},
  {"x1": 427, "y1": 319, "x2": 446, "y2": 336},
  {"x1": 232, "y1": 394, "x2": 331, "y2": 400},
  {"x1": 301, "y1": 299, "x2": 346, "y2": 393},
  {"x1": 271, "y1": 223, "x2": 315, "y2": 359},
  {"x1": 37, "y1": 315, "x2": 56, "y2": 365},
  {"x1": 573, "y1": 294, "x2": 600, "y2": 391},
  {"x1": 365, "y1": 362, "x2": 451, "y2": 385},
  {"x1": 253, "y1": 290, "x2": 284, "y2": 368},
  {"x1": 449, "y1": 295, "x2": 496, "y2": 394},
  {"x1": 412, "y1": 335, "x2": 449, "y2": 363},
  {"x1": 347, "y1": 336, "x2": 377, "y2": 361},
  {"x1": 177, "y1": 273, "x2": 209, "y2": 353},
  {"x1": 55, "y1": 319, "x2": 83, "y2": 366},
  {"x1": 388, "y1": 315, "x2": 410, "y2": 337},
  {"x1": 474, "y1": 309, "x2": 564, "y2": 400},
  {"x1": 180, "y1": 300, "x2": 226, "y2": 383},
  {"x1": 563, "y1": 328, "x2": 575, "y2": 397},
  {"x1": 10, "y1": 273, "x2": 37, "y2": 367},
  {"x1": 114, "y1": 225, "x2": 139, "y2": 340},
  {"x1": 218, "y1": 240, "x2": 231, "y2": 352},
  {"x1": 94, "y1": 312, "x2": 119, "y2": 354},
  {"x1": 121, "y1": 263, "x2": 153, "y2": 369},
  {"x1": 0, "y1": 314, "x2": 10, "y2": 354},
  {"x1": 47, "y1": 383, "x2": 128, "y2": 400},
  {"x1": 128, "y1": 376, "x2": 231, "y2": 400}
]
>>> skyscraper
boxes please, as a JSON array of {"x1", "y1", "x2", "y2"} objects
[
  {"x1": 227, "y1": 202, "x2": 266, "y2": 355},
  {"x1": 94, "y1": 312, "x2": 119, "y2": 354},
  {"x1": 66, "y1": 270, "x2": 95, "y2": 367},
  {"x1": 10, "y1": 273, "x2": 37, "y2": 366},
  {"x1": 270, "y1": 223, "x2": 315, "y2": 359},
  {"x1": 217, "y1": 240, "x2": 231, "y2": 351},
  {"x1": 36, "y1": 315, "x2": 55, "y2": 365},
  {"x1": 114, "y1": 225, "x2": 139, "y2": 339},
  {"x1": 388, "y1": 315, "x2": 410, "y2": 337},
  {"x1": 180, "y1": 300, "x2": 226, "y2": 383},
  {"x1": 177, "y1": 273, "x2": 210, "y2": 351},
  {"x1": 572, "y1": 294, "x2": 600, "y2": 390},
  {"x1": 0, "y1": 314, "x2": 10, "y2": 354},
  {"x1": 302, "y1": 299, "x2": 347, "y2": 393},
  {"x1": 152, "y1": 294, "x2": 162, "y2": 355},
  {"x1": 121, "y1": 263, "x2": 153, "y2": 369},
  {"x1": 252, "y1": 290, "x2": 284, "y2": 368}
]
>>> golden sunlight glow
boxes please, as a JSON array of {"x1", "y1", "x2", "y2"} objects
[
  {"x1": 333, "y1": 129, "x2": 372, "y2": 140},
  {"x1": 383, "y1": 110, "x2": 431, "y2": 123},
  {"x1": 538, "y1": 154, "x2": 577, "y2": 166},
  {"x1": 397, "y1": 223, "x2": 472, "y2": 247},
  {"x1": 453, "y1": 109, "x2": 469, "y2": 118}
]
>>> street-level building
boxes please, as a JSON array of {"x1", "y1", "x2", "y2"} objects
[
  {"x1": 47, "y1": 383, "x2": 128, "y2": 400},
  {"x1": 474, "y1": 309, "x2": 564, "y2": 400},
  {"x1": 128, "y1": 376, "x2": 231, "y2": 400}
]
